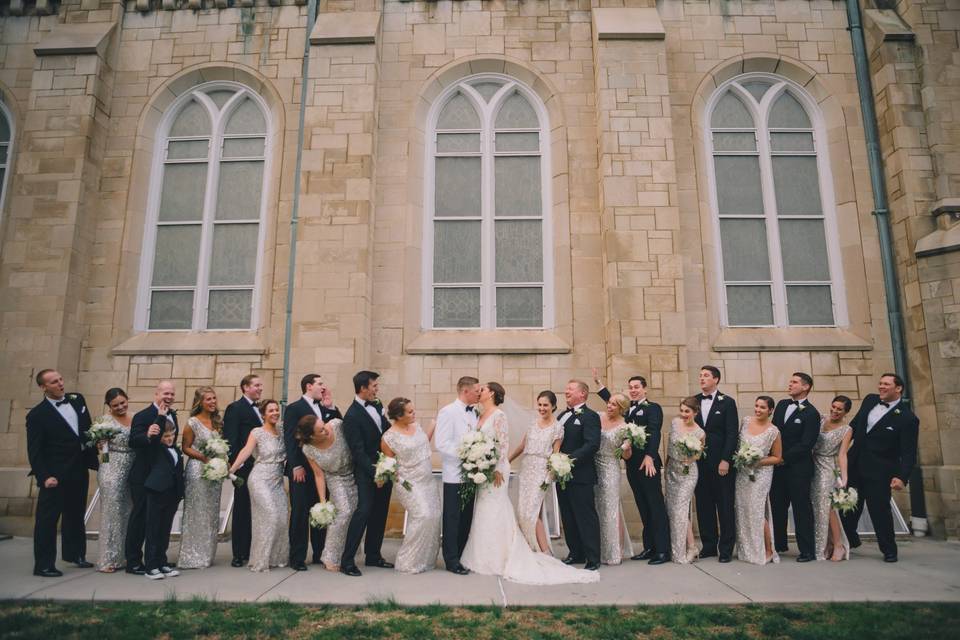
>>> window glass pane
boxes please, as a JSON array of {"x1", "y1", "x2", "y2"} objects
[
  {"x1": 0, "y1": 143, "x2": 8, "y2": 164},
  {"x1": 167, "y1": 139, "x2": 209, "y2": 160},
  {"x1": 726, "y1": 285, "x2": 773, "y2": 326},
  {"x1": 210, "y1": 223, "x2": 259, "y2": 286},
  {"x1": 225, "y1": 98, "x2": 266, "y2": 135},
  {"x1": 437, "y1": 93, "x2": 480, "y2": 130},
  {"x1": 148, "y1": 290, "x2": 194, "y2": 330},
  {"x1": 495, "y1": 220, "x2": 542, "y2": 282},
  {"x1": 495, "y1": 156, "x2": 541, "y2": 217},
  {"x1": 169, "y1": 100, "x2": 210, "y2": 138},
  {"x1": 495, "y1": 132, "x2": 539, "y2": 153},
  {"x1": 770, "y1": 132, "x2": 814, "y2": 153},
  {"x1": 719, "y1": 219, "x2": 771, "y2": 281},
  {"x1": 0, "y1": 114, "x2": 9, "y2": 142},
  {"x1": 496, "y1": 287, "x2": 542, "y2": 327},
  {"x1": 433, "y1": 220, "x2": 481, "y2": 283},
  {"x1": 216, "y1": 161, "x2": 264, "y2": 220},
  {"x1": 712, "y1": 132, "x2": 756, "y2": 152},
  {"x1": 152, "y1": 225, "x2": 201, "y2": 287},
  {"x1": 472, "y1": 81, "x2": 503, "y2": 102},
  {"x1": 158, "y1": 163, "x2": 207, "y2": 222},
  {"x1": 435, "y1": 157, "x2": 481, "y2": 216},
  {"x1": 207, "y1": 289, "x2": 253, "y2": 329},
  {"x1": 223, "y1": 138, "x2": 265, "y2": 158},
  {"x1": 207, "y1": 89, "x2": 236, "y2": 110},
  {"x1": 786, "y1": 285, "x2": 834, "y2": 325},
  {"x1": 772, "y1": 156, "x2": 822, "y2": 215},
  {"x1": 711, "y1": 92, "x2": 753, "y2": 128},
  {"x1": 434, "y1": 288, "x2": 481, "y2": 328},
  {"x1": 713, "y1": 156, "x2": 763, "y2": 215},
  {"x1": 436, "y1": 133, "x2": 480, "y2": 153},
  {"x1": 778, "y1": 219, "x2": 831, "y2": 282},
  {"x1": 769, "y1": 92, "x2": 811, "y2": 129},
  {"x1": 495, "y1": 92, "x2": 538, "y2": 129},
  {"x1": 742, "y1": 80, "x2": 772, "y2": 103}
]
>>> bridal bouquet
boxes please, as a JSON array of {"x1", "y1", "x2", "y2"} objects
[
  {"x1": 615, "y1": 423, "x2": 648, "y2": 459},
  {"x1": 674, "y1": 434, "x2": 705, "y2": 475},
  {"x1": 374, "y1": 452, "x2": 411, "y2": 491},
  {"x1": 199, "y1": 433, "x2": 231, "y2": 460},
  {"x1": 732, "y1": 441, "x2": 764, "y2": 481},
  {"x1": 85, "y1": 417, "x2": 121, "y2": 463},
  {"x1": 540, "y1": 452, "x2": 574, "y2": 491},
  {"x1": 201, "y1": 457, "x2": 244, "y2": 486},
  {"x1": 831, "y1": 486, "x2": 859, "y2": 515},
  {"x1": 309, "y1": 502, "x2": 338, "y2": 529},
  {"x1": 456, "y1": 430, "x2": 500, "y2": 507}
]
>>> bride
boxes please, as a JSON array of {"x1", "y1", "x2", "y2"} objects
[{"x1": 460, "y1": 382, "x2": 600, "y2": 585}]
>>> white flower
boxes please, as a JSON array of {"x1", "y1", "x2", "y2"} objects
[
  {"x1": 309, "y1": 501, "x2": 338, "y2": 529},
  {"x1": 202, "y1": 457, "x2": 229, "y2": 482},
  {"x1": 471, "y1": 472, "x2": 488, "y2": 484}
]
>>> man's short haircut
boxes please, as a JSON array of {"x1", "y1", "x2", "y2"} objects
[
  {"x1": 700, "y1": 365, "x2": 721, "y2": 382},
  {"x1": 240, "y1": 374, "x2": 261, "y2": 392},
  {"x1": 792, "y1": 372, "x2": 814, "y2": 389},
  {"x1": 35, "y1": 369, "x2": 56, "y2": 387},
  {"x1": 457, "y1": 376, "x2": 480, "y2": 392},
  {"x1": 628, "y1": 375, "x2": 647, "y2": 388},
  {"x1": 880, "y1": 372, "x2": 905, "y2": 389},
  {"x1": 299, "y1": 374, "x2": 321, "y2": 394},
  {"x1": 353, "y1": 370, "x2": 380, "y2": 394}
]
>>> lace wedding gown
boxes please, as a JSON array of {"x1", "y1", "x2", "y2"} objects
[{"x1": 460, "y1": 409, "x2": 600, "y2": 585}]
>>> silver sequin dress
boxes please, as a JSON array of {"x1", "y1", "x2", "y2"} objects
[
  {"x1": 812, "y1": 423, "x2": 851, "y2": 561},
  {"x1": 665, "y1": 418, "x2": 704, "y2": 564},
  {"x1": 516, "y1": 421, "x2": 564, "y2": 552},
  {"x1": 595, "y1": 426, "x2": 635, "y2": 565},
  {"x1": 302, "y1": 420, "x2": 356, "y2": 568},
  {"x1": 95, "y1": 417, "x2": 133, "y2": 571},
  {"x1": 178, "y1": 418, "x2": 223, "y2": 569},
  {"x1": 734, "y1": 419, "x2": 780, "y2": 565},
  {"x1": 382, "y1": 424, "x2": 441, "y2": 574},
  {"x1": 246, "y1": 427, "x2": 289, "y2": 572}
]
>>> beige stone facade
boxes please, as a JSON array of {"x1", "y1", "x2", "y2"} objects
[{"x1": 0, "y1": 0, "x2": 957, "y2": 539}]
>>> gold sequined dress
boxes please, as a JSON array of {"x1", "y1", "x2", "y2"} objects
[
  {"x1": 595, "y1": 426, "x2": 635, "y2": 565},
  {"x1": 96, "y1": 417, "x2": 133, "y2": 571},
  {"x1": 302, "y1": 420, "x2": 356, "y2": 568},
  {"x1": 178, "y1": 418, "x2": 223, "y2": 569},
  {"x1": 516, "y1": 420, "x2": 563, "y2": 552},
  {"x1": 812, "y1": 423, "x2": 851, "y2": 560},
  {"x1": 734, "y1": 418, "x2": 780, "y2": 565},
  {"x1": 246, "y1": 427, "x2": 288, "y2": 572},
  {"x1": 665, "y1": 418, "x2": 704, "y2": 564}
]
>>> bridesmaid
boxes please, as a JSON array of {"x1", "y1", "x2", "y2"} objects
[
  {"x1": 178, "y1": 386, "x2": 224, "y2": 569},
  {"x1": 665, "y1": 396, "x2": 706, "y2": 564},
  {"x1": 380, "y1": 398, "x2": 441, "y2": 574},
  {"x1": 96, "y1": 388, "x2": 134, "y2": 573},
  {"x1": 299, "y1": 414, "x2": 357, "y2": 572},
  {"x1": 595, "y1": 392, "x2": 635, "y2": 565},
  {"x1": 734, "y1": 396, "x2": 783, "y2": 565},
  {"x1": 812, "y1": 395, "x2": 853, "y2": 561},
  {"x1": 508, "y1": 390, "x2": 564, "y2": 554},
  {"x1": 228, "y1": 399, "x2": 288, "y2": 572}
]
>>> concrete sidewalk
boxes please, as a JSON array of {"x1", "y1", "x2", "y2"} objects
[{"x1": 2, "y1": 536, "x2": 958, "y2": 606}]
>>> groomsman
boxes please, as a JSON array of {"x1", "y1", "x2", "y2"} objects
[
  {"x1": 284, "y1": 374, "x2": 340, "y2": 571},
  {"x1": 143, "y1": 422, "x2": 184, "y2": 580},
  {"x1": 693, "y1": 365, "x2": 739, "y2": 562},
  {"x1": 556, "y1": 380, "x2": 602, "y2": 571},
  {"x1": 340, "y1": 370, "x2": 393, "y2": 576},
  {"x1": 841, "y1": 374, "x2": 918, "y2": 562},
  {"x1": 770, "y1": 372, "x2": 819, "y2": 562},
  {"x1": 125, "y1": 380, "x2": 178, "y2": 575},
  {"x1": 594, "y1": 371, "x2": 669, "y2": 565},
  {"x1": 26, "y1": 369, "x2": 99, "y2": 577},
  {"x1": 223, "y1": 374, "x2": 263, "y2": 568},
  {"x1": 435, "y1": 376, "x2": 480, "y2": 574}
]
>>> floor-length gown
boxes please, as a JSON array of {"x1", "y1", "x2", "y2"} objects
[
  {"x1": 178, "y1": 418, "x2": 223, "y2": 569},
  {"x1": 516, "y1": 420, "x2": 564, "y2": 553},
  {"x1": 734, "y1": 419, "x2": 780, "y2": 565},
  {"x1": 382, "y1": 424, "x2": 441, "y2": 574},
  {"x1": 461, "y1": 409, "x2": 599, "y2": 585},
  {"x1": 246, "y1": 427, "x2": 288, "y2": 572},
  {"x1": 302, "y1": 420, "x2": 357, "y2": 569},
  {"x1": 812, "y1": 422, "x2": 851, "y2": 561},
  {"x1": 665, "y1": 418, "x2": 704, "y2": 564},
  {"x1": 96, "y1": 417, "x2": 133, "y2": 571},
  {"x1": 595, "y1": 426, "x2": 635, "y2": 565}
]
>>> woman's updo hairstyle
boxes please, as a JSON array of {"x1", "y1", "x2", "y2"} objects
[
  {"x1": 294, "y1": 414, "x2": 318, "y2": 445},
  {"x1": 537, "y1": 390, "x2": 557, "y2": 409},
  {"x1": 486, "y1": 382, "x2": 506, "y2": 406},
  {"x1": 387, "y1": 397, "x2": 411, "y2": 422}
]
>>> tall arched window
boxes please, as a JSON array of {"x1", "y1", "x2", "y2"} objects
[
  {"x1": 138, "y1": 83, "x2": 269, "y2": 331},
  {"x1": 0, "y1": 101, "x2": 12, "y2": 224},
  {"x1": 423, "y1": 75, "x2": 553, "y2": 329},
  {"x1": 707, "y1": 75, "x2": 844, "y2": 327}
]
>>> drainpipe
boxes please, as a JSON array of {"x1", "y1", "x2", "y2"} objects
[
  {"x1": 280, "y1": 0, "x2": 320, "y2": 407},
  {"x1": 845, "y1": 0, "x2": 927, "y2": 532}
]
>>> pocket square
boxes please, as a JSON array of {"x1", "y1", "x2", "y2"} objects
[
  {"x1": 714, "y1": 410, "x2": 721, "y2": 415},
  {"x1": 793, "y1": 418, "x2": 801, "y2": 424},
  {"x1": 574, "y1": 419, "x2": 581, "y2": 426},
  {"x1": 885, "y1": 426, "x2": 894, "y2": 431},
  {"x1": 80, "y1": 406, "x2": 87, "y2": 414},
  {"x1": 637, "y1": 410, "x2": 644, "y2": 416}
]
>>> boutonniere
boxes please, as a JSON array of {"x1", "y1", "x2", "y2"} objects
[
  {"x1": 640, "y1": 399, "x2": 649, "y2": 407},
  {"x1": 473, "y1": 405, "x2": 481, "y2": 417},
  {"x1": 67, "y1": 394, "x2": 78, "y2": 401},
  {"x1": 716, "y1": 394, "x2": 725, "y2": 402},
  {"x1": 574, "y1": 408, "x2": 584, "y2": 416},
  {"x1": 894, "y1": 409, "x2": 901, "y2": 415},
  {"x1": 797, "y1": 404, "x2": 805, "y2": 412}
]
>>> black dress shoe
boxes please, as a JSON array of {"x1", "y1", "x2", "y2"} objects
[
  {"x1": 365, "y1": 558, "x2": 394, "y2": 569},
  {"x1": 632, "y1": 549, "x2": 655, "y2": 561},
  {"x1": 69, "y1": 558, "x2": 93, "y2": 569},
  {"x1": 562, "y1": 556, "x2": 584, "y2": 565},
  {"x1": 647, "y1": 553, "x2": 669, "y2": 565},
  {"x1": 312, "y1": 556, "x2": 323, "y2": 565},
  {"x1": 341, "y1": 565, "x2": 362, "y2": 577},
  {"x1": 231, "y1": 558, "x2": 244, "y2": 568},
  {"x1": 718, "y1": 554, "x2": 732, "y2": 563},
  {"x1": 125, "y1": 565, "x2": 146, "y2": 575},
  {"x1": 292, "y1": 563, "x2": 308, "y2": 571},
  {"x1": 33, "y1": 568, "x2": 63, "y2": 578},
  {"x1": 698, "y1": 549, "x2": 718, "y2": 559},
  {"x1": 796, "y1": 554, "x2": 815, "y2": 563},
  {"x1": 883, "y1": 554, "x2": 898, "y2": 563},
  {"x1": 584, "y1": 561, "x2": 600, "y2": 571},
  {"x1": 849, "y1": 537, "x2": 862, "y2": 549},
  {"x1": 447, "y1": 565, "x2": 470, "y2": 575}
]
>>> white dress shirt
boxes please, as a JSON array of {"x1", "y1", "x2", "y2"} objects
[
  {"x1": 557, "y1": 402, "x2": 585, "y2": 424},
  {"x1": 355, "y1": 396, "x2": 384, "y2": 432},
  {"x1": 783, "y1": 397, "x2": 807, "y2": 423},
  {"x1": 435, "y1": 399, "x2": 478, "y2": 483},
  {"x1": 303, "y1": 395, "x2": 324, "y2": 418},
  {"x1": 699, "y1": 392, "x2": 716, "y2": 420},
  {"x1": 47, "y1": 396, "x2": 79, "y2": 436},
  {"x1": 167, "y1": 447, "x2": 179, "y2": 465},
  {"x1": 866, "y1": 398, "x2": 901, "y2": 433}
]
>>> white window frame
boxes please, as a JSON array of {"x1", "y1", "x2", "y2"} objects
[
  {"x1": 0, "y1": 100, "x2": 13, "y2": 229},
  {"x1": 421, "y1": 73, "x2": 554, "y2": 330},
  {"x1": 704, "y1": 73, "x2": 847, "y2": 328},
  {"x1": 135, "y1": 81, "x2": 272, "y2": 332}
]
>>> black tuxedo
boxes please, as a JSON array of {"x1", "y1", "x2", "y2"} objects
[
  {"x1": 694, "y1": 390, "x2": 739, "y2": 557},
  {"x1": 223, "y1": 396, "x2": 262, "y2": 562},
  {"x1": 144, "y1": 444, "x2": 184, "y2": 572},
  {"x1": 125, "y1": 404, "x2": 178, "y2": 568},
  {"x1": 770, "y1": 398, "x2": 819, "y2": 555},
  {"x1": 26, "y1": 394, "x2": 97, "y2": 571},
  {"x1": 340, "y1": 399, "x2": 392, "y2": 568},
  {"x1": 555, "y1": 404, "x2": 601, "y2": 564},
  {"x1": 841, "y1": 395, "x2": 919, "y2": 557},
  {"x1": 599, "y1": 388, "x2": 670, "y2": 556}
]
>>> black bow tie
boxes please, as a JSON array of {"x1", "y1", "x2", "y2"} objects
[
  {"x1": 313, "y1": 399, "x2": 323, "y2": 406},
  {"x1": 365, "y1": 400, "x2": 377, "y2": 408},
  {"x1": 703, "y1": 394, "x2": 713, "y2": 401},
  {"x1": 465, "y1": 405, "x2": 474, "y2": 413},
  {"x1": 54, "y1": 399, "x2": 69, "y2": 407},
  {"x1": 791, "y1": 400, "x2": 802, "y2": 406},
  {"x1": 879, "y1": 401, "x2": 890, "y2": 408},
  {"x1": 630, "y1": 401, "x2": 640, "y2": 408}
]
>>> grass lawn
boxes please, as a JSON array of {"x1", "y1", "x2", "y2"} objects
[{"x1": 0, "y1": 600, "x2": 957, "y2": 639}]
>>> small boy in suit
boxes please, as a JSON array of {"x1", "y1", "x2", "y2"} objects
[{"x1": 144, "y1": 423, "x2": 184, "y2": 580}]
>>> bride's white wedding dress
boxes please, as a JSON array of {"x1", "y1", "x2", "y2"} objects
[{"x1": 460, "y1": 409, "x2": 600, "y2": 585}]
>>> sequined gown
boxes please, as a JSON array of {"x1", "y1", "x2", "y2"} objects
[
  {"x1": 595, "y1": 426, "x2": 635, "y2": 565},
  {"x1": 302, "y1": 420, "x2": 357, "y2": 569},
  {"x1": 812, "y1": 423, "x2": 851, "y2": 561},
  {"x1": 96, "y1": 417, "x2": 133, "y2": 571},
  {"x1": 516, "y1": 421, "x2": 564, "y2": 552},
  {"x1": 665, "y1": 418, "x2": 704, "y2": 564},
  {"x1": 734, "y1": 418, "x2": 780, "y2": 565},
  {"x1": 246, "y1": 427, "x2": 288, "y2": 572},
  {"x1": 178, "y1": 418, "x2": 223, "y2": 569}
]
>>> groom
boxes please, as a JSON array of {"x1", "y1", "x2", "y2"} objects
[{"x1": 556, "y1": 380, "x2": 601, "y2": 571}]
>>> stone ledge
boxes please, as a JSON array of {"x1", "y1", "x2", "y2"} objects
[
  {"x1": 592, "y1": 8, "x2": 665, "y2": 41},
  {"x1": 916, "y1": 200, "x2": 960, "y2": 258},
  {"x1": 309, "y1": 10, "x2": 380, "y2": 46},
  {"x1": 864, "y1": 9, "x2": 915, "y2": 42},
  {"x1": 111, "y1": 332, "x2": 268, "y2": 356},
  {"x1": 713, "y1": 327, "x2": 872, "y2": 352},
  {"x1": 33, "y1": 21, "x2": 116, "y2": 57},
  {"x1": 405, "y1": 330, "x2": 571, "y2": 355}
]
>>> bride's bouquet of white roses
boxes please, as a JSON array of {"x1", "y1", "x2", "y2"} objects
[
  {"x1": 456, "y1": 430, "x2": 500, "y2": 507},
  {"x1": 199, "y1": 433, "x2": 231, "y2": 460},
  {"x1": 540, "y1": 452, "x2": 574, "y2": 491},
  {"x1": 830, "y1": 486, "x2": 859, "y2": 515},
  {"x1": 615, "y1": 423, "x2": 648, "y2": 460},
  {"x1": 374, "y1": 452, "x2": 411, "y2": 490},
  {"x1": 732, "y1": 440, "x2": 764, "y2": 481},
  {"x1": 85, "y1": 416, "x2": 121, "y2": 463},
  {"x1": 309, "y1": 501, "x2": 338, "y2": 529},
  {"x1": 674, "y1": 434, "x2": 705, "y2": 475}
]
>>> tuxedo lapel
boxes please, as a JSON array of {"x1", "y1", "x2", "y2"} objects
[
  {"x1": 869, "y1": 404, "x2": 900, "y2": 436},
  {"x1": 39, "y1": 399, "x2": 80, "y2": 439},
  {"x1": 246, "y1": 399, "x2": 263, "y2": 426},
  {"x1": 354, "y1": 400, "x2": 384, "y2": 434}
]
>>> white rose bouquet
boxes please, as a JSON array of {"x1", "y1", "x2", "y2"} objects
[
  {"x1": 540, "y1": 452, "x2": 574, "y2": 491},
  {"x1": 732, "y1": 440, "x2": 764, "y2": 481},
  {"x1": 456, "y1": 430, "x2": 500, "y2": 507},
  {"x1": 309, "y1": 501, "x2": 338, "y2": 529},
  {"x1": 615, "y1": 423, "x2": 648, "y2": 460},
  {"x1": 199, "y1": 433, "x2": 231, "y2": 460},
  {"x1": 85, "y1": 416, "x2": 121, "y2": 463},
  {"x1": 374, "y1": 452, "x2": 411, "y2": 491},
  {"x1": 674, "y1": 434, "x2": 705, "y2": 475},
  {"x1": 830, "y1": 486, "x2": 859, "y2": 515}
]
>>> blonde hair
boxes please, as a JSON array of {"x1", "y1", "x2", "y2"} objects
[
  {"x1": 608, "y1": 392, "x2": 630, "y2": 417},
  {"x1": 190, "y1": 386, "x2": 223, "y2": 432}
]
